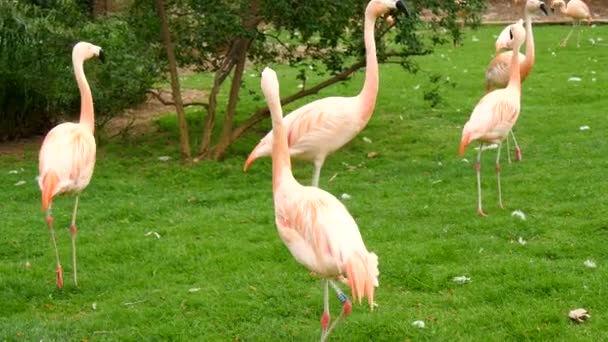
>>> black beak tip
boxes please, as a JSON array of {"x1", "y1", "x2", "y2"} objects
[
  {"x1": 396, "y1": 0, "x2": 410, "y2": 17},
  {"x1": 551, "y1": 7, "x2": 555, "y2": 13},
  {"x1": 540, "y1": 3, "x2": 549, "y2": 15},
  {"x1": 98, "y1": 49, "x2": 106, "y2": 63},
  {"x1": 509, "y1": 29, "x2": 513, "y2": 40}
]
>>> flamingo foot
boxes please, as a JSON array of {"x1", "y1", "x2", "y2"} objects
[
  {"x1": 514, "y1": 147, "x2": 522, "y2": 161},
  {"x1": 498, "y1": 201, "x2": 504, "y2": 209},
  {"x1": 477, "y1": 208, "x2": 488, "y2": 217},
  {"x1": 56, "y1": 264, "x2": 64, "y2": 289},
  {"x1": 560, "y1": 39, "x2": 568, "y2": 47}
]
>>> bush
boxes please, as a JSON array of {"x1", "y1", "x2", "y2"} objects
[{"x1": 0, "y1": 0, "x2": 161, "y2": 140}]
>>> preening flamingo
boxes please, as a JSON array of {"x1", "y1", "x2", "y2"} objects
[
  {"x1": 551, "y1": 0, "x2": 592, "y2": 47},
  {"x1": 244, "y1": 0, "x2": 409, "y2": 188},
  {"x1": 38, "y1": 42, "x2": 104, "y2": 288},
  {"x1": 485, "y1": 0, "x2": 548, "y2": 162},
  {"x1": 262, "y1": 67, "x2": 379, "y2": 341},
  {"x1": 459, "y1": 22, "x2": 526, "y2": 216}
]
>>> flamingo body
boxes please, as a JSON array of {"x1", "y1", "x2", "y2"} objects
[{"x1": 39, "y1": 123, "x2": 96, "y2": 209}]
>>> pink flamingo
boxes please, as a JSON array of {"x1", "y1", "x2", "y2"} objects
[
  {"x1": 244, "y1": 0, "x2": 409, "y2": 187},
  {"x1": 261, "y1": 67, "x2": 379, "y2": 341},
  {"x1": 459, "y1": 22, "x2": 526, "y2": 216},
  {"x1": 551, "y1": 0, "x2": 592, "y2": 47},
  {"x1": 486, "y1": 0, "x2": 548, "y2": 163},
  {"x1": 38, "y1": 42, "x2": 104, "y2": 288}
]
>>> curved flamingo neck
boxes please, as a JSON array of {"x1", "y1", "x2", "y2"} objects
[
  {"x1": 73, "y1": 56, "x2": 95, "y2": 133},
  {"x1": 521, "y1": 12, "x2": 535, "y2": 79},
  {"x1": 358, "y1": 10, "x2": 379, "y2": 120}
]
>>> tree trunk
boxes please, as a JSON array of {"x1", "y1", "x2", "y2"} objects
[
  {"x1": 156, "y1": 0, "x2": 191, "y2": 160},
  {"x1": 210, "y1": 38, "x2": 252, "y2": 160}
]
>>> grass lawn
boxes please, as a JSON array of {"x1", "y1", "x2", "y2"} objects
[{"x1": 1, "y1": 24, "x2": 608, "y2": 341}]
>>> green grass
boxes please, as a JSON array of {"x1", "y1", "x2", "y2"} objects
[{"x1": 2, "y1": 24, "x2": 608, "y2": 341}]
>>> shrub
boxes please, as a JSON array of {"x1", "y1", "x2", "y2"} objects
[{"x1": 0, "y1": 0, "x2": 161, "y2": 140}]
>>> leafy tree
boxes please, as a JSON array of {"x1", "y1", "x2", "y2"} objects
[{"x1": 143, "y1": 0, "x2": 486, "y2": 160}]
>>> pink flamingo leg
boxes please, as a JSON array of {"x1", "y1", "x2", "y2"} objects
[
  {"x1": 510, "y1": 130, "x2": 521, "y2": 161},
  {"x1": 321, "y1": 280, "x2": 352, "y2": 342},
  {"x1": 320, "y1": 279, "x2": 330, "y2": 340},
  {"x1": 70, "y1": 196, "x2": 80, "y2": 287},
  {"x1": 476, "y1": 144, "x2": 487, "y2": 217},
  {"x1": 312, "y1": 157, "x2": 325, "y2": 188},
  {"x1": 46, "y1": 206, "x2": 64, "y2": 288},
  {"x1": 495, "y1": 144, "x2": 504, "y2": 209}
]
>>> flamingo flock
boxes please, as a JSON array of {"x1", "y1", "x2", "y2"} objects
[{"x1": 33, "y1": 0, "x2": 594, "y2": 339}]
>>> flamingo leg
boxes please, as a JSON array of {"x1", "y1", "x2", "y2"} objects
[
  {"x1": 70, "y1": 195, "x2": 79, "y2": 287},
  {"x1": 496, "y1": 143, "x2": 504, "y2": 209},
  {"x1": 46, "y1": 205, "x2": 64, "y2": 288},
  {"x1": 576, "y1": 21, "x2": 582, "y2": 48},
  {"x1": 311, "y1": 157, "x2": 325, "y2": 188},
  {"x1": 506, "y1": 131, "x2": 512, "y2": 164},
  {"x1": 320, "y1": 279, "x2": 330, "y2": 341},
  {"x1": 510, "y1": 129, "x2": 521, "y2": 161},
  {"x1": 561, "y1": 22, "x2": 575, "y2": 47},
  {"x1": 476, "y1": 144, "x2": 487, "y2": 216},
  {"x1": 321, "y1": 280, "x2": 352, "y2": 342}
]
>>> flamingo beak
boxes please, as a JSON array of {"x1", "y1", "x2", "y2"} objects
[
  {"x1": 98, "y1": 49, "x2": 106, "y2": 63},
  {"x1": 509, "y1": 29, "x2": 513, "y2": 40},
  {"x1": 540, "y1": 3, "x2": 549, "y2": 16},
  {"x1": 396, "y1": 0, "x2": 410, "y2": 16}
]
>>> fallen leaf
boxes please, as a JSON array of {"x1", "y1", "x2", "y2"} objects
[
  {"x1": 188, "y1": 288, "x2": 201, "y2": 293},
  {"x1": 452, "y1": 275, "x2": 470, "y2": 284},
  {"x1": 568, "y1": 77, "x2": 582, "y2": 82},
  {"x1": 362, "y1": 137, "x2": 372, "y2": 144},
  {"x1": 411, "y1": 320, "x2": 425, "y2": 329},
  {"x1": 367, "y1": 151, "x2": 378, "y2": 158},
  {"x1": 568, "y1": 308, "x2": 590, "y2": 323},
  {"x1": 584, "y1": 259, "x2": 597, "y2": 268},
  {"x1": 579, "y1": 125, "x2": 590, "y2": 131},
  {"x1": 158, "y1": 156, "x2": 171, "y2": 162},
  {"x1": 511, "y1": 210, "x2": 526, "y2": 220},
  {"x1": 145, "y1": 231, "x2": 161, "y2": 239},
  {"x1": 14, "y1": 180, "x2": 26, "y2": 186},
  {"x1": 340, "y1": 193, "x2": 351, "y2": 200}
]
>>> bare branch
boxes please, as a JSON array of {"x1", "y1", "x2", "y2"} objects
[{"x1": 146, "y1": 89, "x2": 209, "y2": 110}]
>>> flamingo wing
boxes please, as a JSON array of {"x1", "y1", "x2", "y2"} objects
[{"x1": 464, "y1": 90, "x2": 520, "y2": 143}]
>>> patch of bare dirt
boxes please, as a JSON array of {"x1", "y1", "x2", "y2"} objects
[{"x1": 104, "y1": 88, "x2": 207, "y2": 137}]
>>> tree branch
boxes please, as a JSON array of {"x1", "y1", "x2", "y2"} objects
[{"x1": 146, "y1": 90, "x2": 209, "y2": 110}]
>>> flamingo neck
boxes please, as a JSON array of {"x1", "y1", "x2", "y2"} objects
[
  {"x1": 358, "y1": 11, "x2": 379, "y2": 120},
  {"x1": 508, "y1": 41, "x2": 523, "y2": 92},
  {"x1": 73, "y1": 57, "x2": 95, "y2": 133},
  {"x1": 521, "y1": 12, "x2": 535, "y2": 76},
  {"x1": 270, "y1": 103, "x2": 293, "y2": 192}
]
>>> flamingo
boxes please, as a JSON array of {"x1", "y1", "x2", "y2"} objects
[
  {"x1": 261, "y1": 67, "x2": 379, "y2": 341},
  {"x1": 244, "y1": 0, "x2": 409, "y2": 188},
  {"x1": 551, "y1": 0, "x2": 592, "y2": 47},
  {"x1": 459, "y1": 22, "x2": 526, "y2": 216},
  {"x1": 485, "y1": 0, "x2": 548, "y2": 162},
  {"x1": 38, "y1": 42, "x2": 104, "y2": 288}
]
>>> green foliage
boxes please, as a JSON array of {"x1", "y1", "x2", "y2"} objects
[
  {"x1": 1, "y1": 25, "x2": 608, "y2": 340},
  {"x1": 0, "y1": 0, "x2": 161, "y2": 140}
]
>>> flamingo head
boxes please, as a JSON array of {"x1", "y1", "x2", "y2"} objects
[
  {"x1": 73, "y1": 41, "x2": 105, "y2": 63},
  {"x1": 509, "y1": 19, "x2": 526, "y2": 47},
  {"x1": 526, "y1": 0, "x2": 549, "y2": 16},
  {"x1": 367, "y1": 0, "x2": 410, "y2": 18}
]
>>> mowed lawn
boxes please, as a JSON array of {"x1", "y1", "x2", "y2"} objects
[{"x1": 1, "y1": 24, "x2": 608, "y2": 341}]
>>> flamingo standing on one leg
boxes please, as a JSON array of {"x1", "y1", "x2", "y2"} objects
[
  {"x1": 244, "y1": 0, "x2": 409, "y2": 188},
  {"x1": 485, "y1": 0, "x2": 548, "y2": 163},
  {"x1": 551, "y1": 0, "x2": 592, "y2": 48},
  {"x1": 261, "y1": 67, "x2": 379, "y2": 341},
  {"x1": 38, "y1": 42, "x2": 104, "y2": 288},
  {"x1": 459, "y1": 22, "x2": 527, "y2": 216}
]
